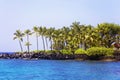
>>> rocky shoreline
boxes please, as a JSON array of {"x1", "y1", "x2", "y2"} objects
[{"x1": 0, "y1": 51, "x2": 120, "y2": 61}]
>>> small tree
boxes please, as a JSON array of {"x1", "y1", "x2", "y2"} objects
[{"x1": 24, "y1": 29, "x2": 32, "y2": 53}]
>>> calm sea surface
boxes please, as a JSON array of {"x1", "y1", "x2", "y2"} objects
[{"x1": 0, "y1": 60, "x2": 120, "y2": 80}]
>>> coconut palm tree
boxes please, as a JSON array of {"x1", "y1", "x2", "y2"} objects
[
  {"x1": 38, "y1": 26, "x2": 46, "y2": 51},
  {"x1": 33, "y1": 26, "x2": 39, "y2": 52},
  {"x1": 52, "y1": 29, "x2": 64, "y2": 50},
  {"x1": 42, "y1": 27, "x2": 48, "y2": 50},
  {"x1": 97, "y1": 23, "x2": 120, "y2": 48},
  {"x1": 82, "y1": 25, "x2": 94, "y2": 49},
  {"x1": 13, "y1": 30, "x2": 24, "y2": 52},
  {"x1": 70, "y1": 21, "x2": 82, "y2": 49},
  {"x1": 46, "y1": 27, "x2": 55, "y2": 51},
  {"x1": 24, "y1": 29, "x2": 32, "y2": 53},
  {"x1": 61, "y1": 26, "x2": 70, "y2": 49},
  {"x1": 66, "y1": 28, "x2": 73, "y2": 50}
]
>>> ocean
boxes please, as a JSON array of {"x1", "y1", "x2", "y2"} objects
[
  {"x1": 0, "y1": 52, "x2": 15, "y2": 54},
  {"x1": 0, "y1": 60, "x2": 120, "y2": 80}
]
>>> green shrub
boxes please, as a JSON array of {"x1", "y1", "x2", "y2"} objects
[
  {"x1": 32, "y1": 50, "x2": 60, "y2": 54},
  {"x1": 45, "y1": 50, "x2": 53, "y2": 53},
  {"x1": 32, "y1": 50, "x2": 45, "y2": 53},
  {"x1": 105, "y1": 48, "x2": 114, "y2": 56},
  {"x1": 87, "y1": 47, "x2": 114, "y2": 56},
  {"x1": 75, "y1": 48, "x2": 87, "y2": 54},
  {"x1": 45, "y1": 50, "x2": 59, "y2": 54},
  {"x1": 60, "y1": 49, "x2": 72, "y2": 54}
]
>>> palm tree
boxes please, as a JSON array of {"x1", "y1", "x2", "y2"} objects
[
  {"x1": 97, "y1": 23, "x2": 120, "y2": 48},
  {"x1": 66, "y1": 28, "x2": 73, "y2": 50},
  {"x1": 38, "y1": 26, "x2": 46, "y2": 51},
  {"x1": 46, "y1": 27, "x2": 55, "y2": 51},
  {"x1": 52, "y1": 29, "x2": 62, "y2": 50},
  {"x1": 42, "y1": 27, "x2": 48, "y2": 50},
  {"x1": 70, "y1": 21, "x2": 82, "y2": 49},
  {"x1": 33, "y1": 26, "x2": 39, "y2": 52},
  {"x1": 86, "y1": 27, "x2": 100, "y2": 47},
  {"x1": 82, "y1": 25, "x2": 94, "y2": 49},
  {"x1": 24, "y1": 29, "x2": 32, "y2": 53},
  {"x1": 13, "y1": 30, "x2": 24, "y2": 52}
]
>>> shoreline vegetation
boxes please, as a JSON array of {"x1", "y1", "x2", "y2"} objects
[
  {"x1": 0, "y1": 49, "x2": 120, "y2": 61},
  {"x1": 4, "y1": 22, "x2": 120, "y2": 61}
]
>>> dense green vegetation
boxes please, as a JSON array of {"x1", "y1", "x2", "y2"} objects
[
  {"x1": 13, "y1": 22, "x2": 120, "y2": 56},
  {"x1": 86, "y1": 47, "x2": 114, "y2": 56},
  {"x1": 75, "y1": 48, "x2": 87, "y2": 54}
]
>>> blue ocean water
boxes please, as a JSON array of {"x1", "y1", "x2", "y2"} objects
[
  {"x1": 0, "y1": 60, "x2": 120, "y2": 80},
  {"x1": 0, "y1": 52, "x2": 14, "y2": 54}
]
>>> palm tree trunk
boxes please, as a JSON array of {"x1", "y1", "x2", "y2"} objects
[
  {"x1": 27, "y1": 34, "x2": 30, "y2": 53},
  {"x1": 45, "y1": 37, "x2": 48, "y2": 50},
  {"x1": 50, "y1": 37, "x2": 53, "y2": 51},
  {"x1": 19, "y1": 40, "x2": 23, "y2": 52},
  {"x1": 42, "y1": 35, "x2": 45, "y2": 51},
  {"x1": 84, "y1": 42, "x2": 87, "y2": 50},
  {"x1": 36, "y1": 33, "x2": 39, "y2": 52}
]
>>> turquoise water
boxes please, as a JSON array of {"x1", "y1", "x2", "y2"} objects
[{"x1": 0, "y1": 60, "x2": 120, "y2": 80}]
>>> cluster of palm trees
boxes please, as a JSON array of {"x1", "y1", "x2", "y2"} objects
[{"x1": 13, "y1": 22, "x2": 120, "y2": 53}]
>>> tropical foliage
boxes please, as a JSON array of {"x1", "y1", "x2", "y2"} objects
[
  {"x1": 75, "y1": 48, "x2": 87, "y2": 54},
  {"x1": 13, "y1": 30, "x2": 24, "y2": 52},
  {"x1": 87, "y1": 47, "x2": 114, "y2": 56},
  {"x1": 13, "y1": 22, "x2": 120, "y2": 53},
  {"x1": 60, "y1": 49, "x2": 72, "y2": 54},
  {"x1": 24, "y1": 29, "x2": 32, "y2": 53}
]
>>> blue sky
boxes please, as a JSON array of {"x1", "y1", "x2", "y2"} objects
[{"x1": 0, "y1": 0, "x2": 120, "y2": 52}]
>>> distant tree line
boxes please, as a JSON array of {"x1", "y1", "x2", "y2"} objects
[{"x1": 13, "y1": 22, "x2": 120, "y2": 53}]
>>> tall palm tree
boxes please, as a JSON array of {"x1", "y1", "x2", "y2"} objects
[
  {"x1": 52, "y1": 29, "x2": 61, "y2": 50},
  {"x1": 97, "y1": 23, "x2": 120, "y2": 48},
  {"x1": 55, "y1": 26, "x2": 71, "y2": 50},
  {"x1": 42, "y1": 27, "x2": 48, "y2": 50},
  {"x1": 13, "y1": 30, "x2": 24, "y2": 52},
  {"x1": 24, "y1": 29, "x2": 32, "y2": 53},
  {"x1": 82, "y1": 25, "x2": 94, "y2": 50},
  {"x1": 33, "y1": 26, "x2": 39, "y2": 52},
  {"x1": 64, "y1": 28, "x2": 78, "y2": 51},
  {"x1": 38, "y1": 26, "x2": 46, "y2": 51},
  {"x1": 70, "y1": 21, "x2": 82, "y2": 49},
  {"x1": 46, "y1": 27, "x2": 55, "y2": 51},
  {"x1": 86, "y1": 27, "x2": 100, "y2": 47}
]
